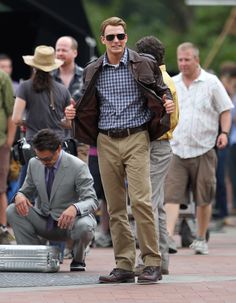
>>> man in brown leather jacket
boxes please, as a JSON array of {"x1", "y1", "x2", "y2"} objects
[
  {"x1": 65, "y1": 16, "x2": 174, "y2": 284},
  {"x1": 72, "y1": 45, "x2": 172, "y2": 146}
]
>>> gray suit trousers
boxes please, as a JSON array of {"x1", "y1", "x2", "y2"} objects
[
  {"x1": 137, "y1": 140, "x2": 172, "y2": 270},
  {"x1": 7, "y1": 204, "x2": 97, "y2": 263}
]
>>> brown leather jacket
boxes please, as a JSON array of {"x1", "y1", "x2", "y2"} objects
[{"x1": 72, "y1": 48, "x2": 172, "y2": 145}]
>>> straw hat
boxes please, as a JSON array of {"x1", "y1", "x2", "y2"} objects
[{"x1": 22, "y1": 45, "x2": 63, "y2": 72}]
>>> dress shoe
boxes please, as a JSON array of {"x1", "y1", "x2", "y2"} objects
[
  {"x1": 135, "y1": 264, "x2": 169, "y2": 276},
  {"x1": 99, "y1": 268, "x2": 135, "y2": 283},
  {"x1": 168, "y1": 236, "x2": 178, "y2": 254},
  {"x1": 70, "y1": 260, "x2": 86, "y2": 271},
  {"x1": 161, "y1": 268, "x2": 169, "y2": 275},
  {"x1": 134, "y1": 264, "x2": 145, "y2": 276},
  {"x1": 137, "y1": 266, "x2": 162, "y2": 284}
]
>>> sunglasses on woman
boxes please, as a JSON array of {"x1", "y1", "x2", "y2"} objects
[{"x1": 105, "y1": 33, "x2": 126, "y2": 41}]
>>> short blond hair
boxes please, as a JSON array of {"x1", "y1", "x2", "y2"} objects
[
  {"x1": 177, "y1": 42, "x2": 199, "y2": 58},
  {"x1": 100, "y1": 16, "x2": 126, "y2": 36}
]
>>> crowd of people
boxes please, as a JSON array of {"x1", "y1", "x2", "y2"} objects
[{"x1": 0, "y1": 16, "x2": 236, "y2": 285}]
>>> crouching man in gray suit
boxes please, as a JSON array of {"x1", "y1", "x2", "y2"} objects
[{"x1": 7, "y1": 128, "x2": 98, "y2": 272}]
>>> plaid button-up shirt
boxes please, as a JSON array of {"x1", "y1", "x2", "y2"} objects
[
  {"x1": 96, "y1": 48, "x2": 151, "y2": 130},
  {"x1": 52, "y1": 64, "x2": 83, "y2": 100}
]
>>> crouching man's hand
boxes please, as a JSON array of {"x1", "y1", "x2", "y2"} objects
[
  {"x1": 15, "y1": 193, "x2": 33, "y2": 216},
  {"x1": 57, "y1": 205, "x2": 77, "y2": 229}
]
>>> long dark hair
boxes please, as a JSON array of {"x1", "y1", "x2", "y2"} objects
[{"x1": 32, "y1": 69, "x2": 53, "y2": 93}]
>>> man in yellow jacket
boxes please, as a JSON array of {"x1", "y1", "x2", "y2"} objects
[{"x1": 135, "y1": 35, "x2": 179, "y2": 274}]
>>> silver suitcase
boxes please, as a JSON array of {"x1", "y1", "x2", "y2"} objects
[{"x1": 0, "y1": 245, "x2": 60, "y2": 272}]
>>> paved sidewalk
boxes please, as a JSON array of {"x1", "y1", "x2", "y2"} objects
[{"x1": 0, "y1": 221, "x2": 236, "y2": 303}]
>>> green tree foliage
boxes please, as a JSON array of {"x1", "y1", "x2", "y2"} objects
[{"x1": 82, "y1": 0, "x2": 235, "y2": 75}]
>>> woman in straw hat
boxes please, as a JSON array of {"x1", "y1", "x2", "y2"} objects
[{"x1": 12, "y1": 45, "x2": 72, "y2": 187}]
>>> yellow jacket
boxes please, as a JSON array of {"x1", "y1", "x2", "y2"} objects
[{"x1": 158, "y1": 65, "x2": 179, "y2": 140}]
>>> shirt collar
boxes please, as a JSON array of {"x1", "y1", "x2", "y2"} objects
[
  {"x1": 52, "y1": 64, "x2": 82, "y2": 79},
  {"x1": 190, "y1": 68, "x2": 207, "y2": 83},
  {"x1": 176, "y1": 67, "x2": 206, "y2": 83},
  {"x1": 195, "y1": 68, "x2": 207, "y2": 82},
  {"x1": 103, "y1": 48, "x2": 128, "y2": 67}
]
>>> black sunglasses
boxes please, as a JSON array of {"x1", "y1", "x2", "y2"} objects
[{"x1": 105, "y1": 33, "x2": 126, "y2": 41}]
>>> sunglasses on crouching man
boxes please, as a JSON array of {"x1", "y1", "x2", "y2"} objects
[{"x1": 105, "y1": 33, "x2": 126, "y2": 41}]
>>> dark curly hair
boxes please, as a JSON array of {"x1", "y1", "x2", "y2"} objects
[
  {"x1": 32, "y1": 129, "x2": 62, "y2": 152},
  {"x1": 135, "y1": 36, "x2": 165, "y2": 66}
]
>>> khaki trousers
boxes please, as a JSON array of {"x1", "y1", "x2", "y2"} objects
[
  {"x1": 77, "y1": 143, "x2": 90, "y2": 164},
  {"x1": 97, "y1": 131, "x2": 161, "y2": 271}
]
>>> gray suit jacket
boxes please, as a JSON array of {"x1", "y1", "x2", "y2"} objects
[{"x1": 18, "y1": 151, "x2": 98, "y2": 220}]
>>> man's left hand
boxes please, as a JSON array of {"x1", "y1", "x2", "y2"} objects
[
  {"x1": 163, "y1": 94, "x2": 175, "y2": 114},
  {"x1": 216, "y1": 133, "x2": 228, "y2": 149},
  {"x1": 57, "y1": 205, "x2": 77, "y2": 229}
]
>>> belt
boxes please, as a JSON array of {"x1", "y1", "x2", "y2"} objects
[{"x1": 99, "y1": 124, "x2": 147, "y2": 138}]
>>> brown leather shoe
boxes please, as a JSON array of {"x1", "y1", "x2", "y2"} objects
[
  {"x1": 135, "y1": 265, "x2": 169, "y2": 276},
  {"x1": 137, "y1": 266, "x2": 162, "y2": 284},
  {"x1": 161, "y1": 268, "x2": 169, "y2": 275},
  {"x1": 134, "y1": 264, "x2": 145, "y2": 276},
  {"x1": 99, "y1": 268, "x2": 135, "y2": 283}
]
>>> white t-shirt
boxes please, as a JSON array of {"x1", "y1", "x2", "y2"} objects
[{"x1": 171, "y1": 68, "x2": 233, "y2": 158}]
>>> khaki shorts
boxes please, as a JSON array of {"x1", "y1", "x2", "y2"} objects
[
  {"x1": 0, "y1": 144, "x2": 11, "y2": 193},
  {"x1": 164, "y1": 149, "x2": 217, "y2": 206}
]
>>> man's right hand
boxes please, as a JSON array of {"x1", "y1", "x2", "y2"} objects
[
  {"x1": 15, "y1": 193, "x2": 32, "y2": 216},
  {"x1": 65, "y1": 98, "x2": 76, "y2": 120}
]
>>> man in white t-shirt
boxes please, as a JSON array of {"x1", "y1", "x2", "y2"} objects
[{"x1": 164, "y1": 42, "x2": 233, "y2": 255}]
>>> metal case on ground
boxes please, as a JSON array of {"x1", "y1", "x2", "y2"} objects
[{"x1": 0, "y1": 245, "x2": 60, "y2": 272}]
